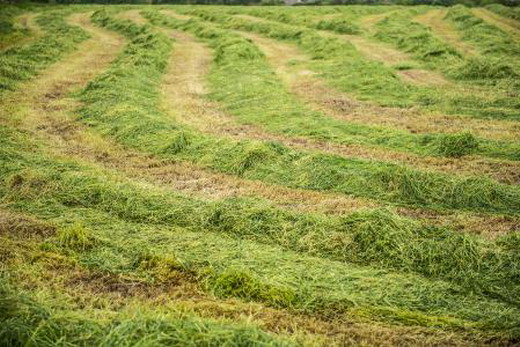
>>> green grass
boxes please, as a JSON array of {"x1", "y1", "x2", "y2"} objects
[
  {"x1": 225, "y1": 5, "x2": 396, "y2": 35},
  {"x1": 485, "y1": 3, "x2": 520, "y2": 21},
  {"x1": 77, "y1": 10, "x2": 520, "y2": 216},
  {"x1": 1, "y1": 5, "x2": 520, "y2": 345},
  {"x1": 0, "y1": 277, "x2": 290, "y2": 346},
  {"x1": 2, "y1": 183, "x2": 520, "y2": 339},
  {"x1": 0, "y1": 5, "x2": 31, "y2": 51},
  {"x1": 0, "y1": 8, "x2": 90, "y2": 93},
  {"x1": 446, "y1": 5, "x2": 520, "y2": 61},
  {"x1": 1, "y1": 122, "x2": 519, "y2": 311},
  {"x1": 186, "y1": 6, "x2": 520, "y2": 121},
  {"x1": 373, "y1": 7, "x2": 520, "y2": 102}
]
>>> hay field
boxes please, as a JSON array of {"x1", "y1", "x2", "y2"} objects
[{"x1": 1, "y1": 3, "x2": 519, "y2": 345}]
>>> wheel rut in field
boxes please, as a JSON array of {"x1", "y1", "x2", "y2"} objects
[
  {"x1": 472, "y1": 8, "x2": 520, "y2": 41},
  {"x1": 414, "y1": 9, "x2": 478, "y2": 57}
]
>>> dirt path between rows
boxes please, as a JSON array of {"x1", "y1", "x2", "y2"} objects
[
  {"x1": 414, "y1": 9, "x2": 477, "y2": 57},
  {"x1": 472, "y1": 8, "x2": 520, "y2": 41}
]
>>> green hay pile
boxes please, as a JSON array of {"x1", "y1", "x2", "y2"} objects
[{"x1": 435, "y1": 132, "x2": 479, "y2": 158}]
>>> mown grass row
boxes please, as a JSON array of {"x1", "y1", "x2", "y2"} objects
[
  {"x1": 375, "y1": 9, "x2": 461, "y2": 68},
  {"x1": 223, "y1": 6, "x2": 520, "y2": 120},
  {"x1": 485, "y1": 3, "x2": 520, "y2": 21},
  {"x1": 226, "y1": 9, "x2": 518, "y2": 119},
  {"x1": 0, "y1": 5, "x2": 31, "y2": 51},
  {"x1": 2, "y1": 126, "x2": 519, "y2": 306},
  {"x1": 1, "y1": 8, "x2": 519, "y2": 344},
  {"x1": 176, "y1": 6, "x2": 425, "y2": 110},
  {"x1": 0, "y1": 274, "x2": 288, "y2": 346},
  {"x1": 446, "y1": 5, "x2": 520, "y2": 63},
  {"x1": 0, "y1": 8, "x2": 90, "y2": 93},
  {"x1": 79, "y1": 9, "x2": 520, "y2": 217},
  {"x1": 0, "y1": 9, "x2": 293, "y2": 346},
  {"x1": 1, "y1": 136, "x2": 519, "y2": 340},
  {"x1": 153, "y1": 8, "x2": 520, "y2": 162},
  {"x1": 225, "y1": 5, "x2": 396, "y2": 35},
  {"x1": 5, "y1": 9, "x2": 519, "y2": 304},
  {"x1": 375, "y1": 8, "x2": 520, "y2": 89}
]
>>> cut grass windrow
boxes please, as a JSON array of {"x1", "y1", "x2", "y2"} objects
[
  {"x1": 0, "y1": 273, "x2": 290, "y2": 346},
  {"x1": 446, "y1": 5, "x2": 520, "y2": 63},
  {"x1": 1, "y1": 10, "x2": 519, "y2": 311},
  {"x1": 164, "y1": 8, "x2": 520, "y2": 165},
  {"x1": 2, "y1": 211, "x2": 493, "y2": 346},
  {"x1": 0, "y1": 6, "x2": 34, "y2": 52},
  {"x1": 1, "y1": 6, "x2": 519, "y2": 345},
  {"x1": 376, "y1": 8, "x2": 520, "y2": 97},
  {"x1": 197, "y1": 12, "x2": 520, "y2": 144},
  {"x1": 78, "y1": 10, "x2": 520, "y2": 217},
  {"x1": 245, "y1": 30, "x2": 520, "y2": 144},
  {"x1": 152, "y1": 13, "x2": 520, "y2": 185},
  {"x1": 209, "y1": 6, "x2": 520, "y2": 121},
  {"x1": 0, "y1": 149, "x2": 519, "y2": 340},
  {"x1": 3, "y1": 34, "x2": 516, "y2": 244},
  {"x1": 0, "y1": 8, "x2": 90, "y2": 93},
  {"x1": 1, "y1": 131, "x2": 519, "y2": 309},
  {"x1": 472, "y1": 8, "x2": 520, "y2": 42},
  {"x1": 227, "y1": 31, "x2": 520, "y2": 185},
  {"x1": 413, "y1": 8, "x2": 477, "y2": 57},
  {"x1": 230, "y1": 9, "x2": 450, "y2": 88},
  {"x1": 485, "y1": 3, "x2": 520, "y2": 22},
  {"x1": 3, "y1": 10, "x2": 513, "y2": 243}
]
